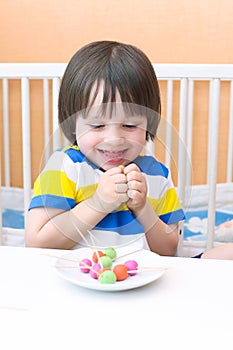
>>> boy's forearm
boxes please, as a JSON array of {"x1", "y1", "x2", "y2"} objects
[
  {"x1": 51, "y1": 199, "x2": 107, "y2": 244},
  {"x1": 26, "y1": 200, "x2": 107, "y2": 249},
  {"x1": 133, "y1": 200, "x2": 179, "y2": 256}
]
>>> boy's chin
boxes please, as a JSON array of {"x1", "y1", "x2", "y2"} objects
[{"x1": 100, "y1": 161, "x2": 132, "y2": 171}]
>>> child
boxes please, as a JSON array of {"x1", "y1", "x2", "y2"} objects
[{"x1": 25, "y1": 40, "x2": 185, "y2": 254}]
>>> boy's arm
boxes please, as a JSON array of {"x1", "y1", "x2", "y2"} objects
[
  {"x1": 25, "y1": 200, "x2": 107, "y2": 249},
  {"x1": 134, "y1": 200, "x2": 179, "y2": 256},
  {"x1": 25, "y1": 166, "x2": 128, "y2": 249},
  {"x1": 124, "y1": 163, "x2": 179, "y2": 256}
]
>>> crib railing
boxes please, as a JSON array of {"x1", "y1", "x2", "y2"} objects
[
  {"x1": 1, "y1": 63, "x2": 233, "y2": 251},
  {"x1": 154, "y1": 64, "x2": 233, "y2": 251}
]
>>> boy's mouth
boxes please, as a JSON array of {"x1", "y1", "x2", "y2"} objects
[{"x1": 98, "y1": 149, "x2": 127, "y2": 163}]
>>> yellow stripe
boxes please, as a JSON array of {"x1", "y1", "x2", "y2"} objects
[
  {"x1": 34, "y1": 170, "x2": 76, "y2": 198},
  {"x1": 76, "y1": 184, "x2": 97, "y2": 202},
  {"x1": 61, "y1": 145, "x2": 80, "y2": 153},
  {"x1": 76, "y1": 187, "x2": 129, "y2": 211},
  {"x1": 148, "y1": 188, "x2": 182, "y2": 216}
]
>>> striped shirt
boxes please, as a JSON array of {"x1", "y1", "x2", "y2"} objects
[{"x1": 29, "y1": 146, "x2": 185, "y2": 243}]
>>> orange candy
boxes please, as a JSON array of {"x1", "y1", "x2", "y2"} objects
[
  {"x1": 92, "y1": 250, "x2": 105, "y2": 263},
  {"x1": 113, "y1": 264, "x2": 128, "y2": 281}
]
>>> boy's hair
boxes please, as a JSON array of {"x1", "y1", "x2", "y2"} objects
[{"x1": 58, "y1": 40, "x2": 161, "y2": 143}]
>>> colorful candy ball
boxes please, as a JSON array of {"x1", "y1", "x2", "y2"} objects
[
  {"x1": 89, "y1": 263, "x2": 101, "y2": 279},
  {"x1": 79, "y1": 258, "x2": 92, "y2": 273},
  {"x1": 113, "y1": 264, "x2": 129, "y2": 281},
  {"x1": 99, "y1": 270, "x2": 116, "y2": 284},
  {"x1": 100, "y1": 255, "x2": 112, "y2": 268},
  {"x1": 124, "y1": 260, "x2": 138, "y2": 276},
  {"x1": 104, "y1": 247, "x2": 117, "y2": 260},
  {"x1": 92, "y1": 250, "x2": 105, "y2": 263}
]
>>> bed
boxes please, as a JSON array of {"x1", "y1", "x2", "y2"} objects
[{"x1": 1, "y1": 63, "x2": 233, "y2": 256}]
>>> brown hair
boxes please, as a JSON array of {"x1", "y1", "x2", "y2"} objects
[{"x1": 58, "y1": 40, "x2": 161, "y2": 143}]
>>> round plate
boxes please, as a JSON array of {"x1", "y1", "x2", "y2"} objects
[{"x1": 55, "y1": 247, "x2": 166, "y2": 291}]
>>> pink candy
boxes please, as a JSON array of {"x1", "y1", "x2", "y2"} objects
[
  {"x1": 89, "y1": 263, "x2": 101, "y2": 279},
  {"x1": 79, "y1": 252, "x2": 139, "y2": 283},
  {"x1": 124, "y1": 260, "x2": 138, "y2": 276},
  {"x1": 79, "y1": 258, "x2": 92, "y2": 273}
]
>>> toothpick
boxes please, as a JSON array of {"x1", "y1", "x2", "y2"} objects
[
  {"x1": 55, "y1": 264, "x2": 94, "y2": 271},
  {"x1": 113, "y1": 248, "x2": 143, "y2": 261},
  {"x1": 63, "y1": 222, "x2": 104, "y2": 269},
  {"x1": 128, "y1": 266, "x2": 169, "y2": 273},
  {"x1": 55, "y1": 264, "x2": 169, "y2": 273},
  {"x1": 45, "y1": 253, "x2": 79, "y2": 263},
  {"x1": 71, "y1": 224, "x2": 104, "y2": 269},
  {"x1": 88, "y1": 230, "x2": 103, "y2": 268},
  {"x1": 55, "y1": 260, "x2": 102, "y2": 276},
  {"x1": 0, "y1": 305, "x2": 28, "y2": 312},
  {"x1": 72, "y1": 222, "x2": 92, "y2": 247},
  {"x1": 45, "y1": 253, "x2": 95, "y2": 270}
]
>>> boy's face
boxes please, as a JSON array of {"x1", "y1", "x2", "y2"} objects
[{"x1": 76, "y1": 87, "x2": 147, "y2": 170}]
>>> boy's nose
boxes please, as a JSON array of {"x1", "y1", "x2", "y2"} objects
[{"x1": 104, "y1": 125, "x2": 125, "y2": 144}]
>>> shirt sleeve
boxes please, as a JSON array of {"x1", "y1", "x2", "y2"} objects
[{"x1": 28, "y1": 150, "x2": 77, "y2": 211}]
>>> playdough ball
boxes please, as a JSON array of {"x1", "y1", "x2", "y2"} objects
[
  {"x1": 113, "y1": 264, "x2": 129, "y2": 281},
  {"x1": 100, "y1": 255, "x2": 112, "y2": 268},
  {"x1": 90, "y1": 263, "x2": 101, "y2": 279},
  {"x1": 79, "y1": 258, "x2": 92, "y2": 273},
  {"x1": 104, "y1": 247, "x2": 117, "y2": 260},
  {"x1": 98, "y1": 267, "x2": 110, "y2": 275},
  {"x1": 92, "y1": 250, "x2": 105, "y2": 263},
  {"x1": 99, "y1": 270, "x2": 116, "y2": 284},
  {"x1": 124, "y1": 260, "x2": 138, "y2": 276}
]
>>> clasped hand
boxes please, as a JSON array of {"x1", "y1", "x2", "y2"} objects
[{"x1": 90, "y1": 163, "x2": 147, "y2": 214}]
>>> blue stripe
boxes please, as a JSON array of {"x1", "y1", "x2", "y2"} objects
[
  {"x1": 94, "y1": 211, "x2": 144, "y2": 235},
  {"x1": 135, "y1": 156, "x2": 169, "y2": 177},
  {"x1": 94, "y1": 208, "x2": 185, "y2": 235},
  {"x1": 64, "y1": 147, "x2": 86, "y2": 163},
  {"x1": 63, "y1": 147, "x2": 170, "y2": 177},
  {"x1": 64, "y1": 147, "x2": 101, "y2": 170},
  {"x1": 159, "y1": 209, "x2": 185, "y2": 224},
  {"x1": 28, "y1": 195, "x2": 75, "y2": 211}
]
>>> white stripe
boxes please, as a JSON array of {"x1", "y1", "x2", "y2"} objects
[
  {"x1": 75, "y1": 163, "x2": 98, "y2": 189},
  {"x1": 42, "y1": 151, "x2": 67, "y2": 172},
  {"x1": 146, "y1": 173, "x2": 173, "y2": 199},
  {"x1": 42, "y1": 151, "x2": 100, "y2": 187},
  {"x1": 72, "y1": 230, "x2": 146, "y2": 250},
  {"x1": 42, "y1": 151, "x2": 77, "y2": 184}
]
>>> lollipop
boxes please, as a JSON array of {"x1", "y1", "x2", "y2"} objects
[
  {"x1": 113, "y1": 264, "x2": 129, "y2": 281},
  {"x1": 79, "y1": 258, "x2": 92, "y2": 273},
  {"x1": 89, "y1": 263, "x2": 101, "y2": 279},
  {"x1": 99, "y1": 270, "x2": 116, "y2": 284},
  {"x1": 100, "y1": 255, "x2": 112, "y2": 268},
  {"x1": 124, "y1": 260, "x2": 138, "y2": 276},
  {"x1": 92, "y1": 250, "x2": 105, "y2": 263},
  {"x1": 105, "y1": 247, "x2": 117, "y2": 260}
]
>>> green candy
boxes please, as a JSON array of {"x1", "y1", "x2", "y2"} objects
[
  {"x1": 99, "y1": 270, "x2": 116, "y2": 284},
  {"x1": 100, "y1": 255, "x2": 112, "y2": 268},
  {"x1": 104, "y1": 247, "x2": 117, "y2": 260}
]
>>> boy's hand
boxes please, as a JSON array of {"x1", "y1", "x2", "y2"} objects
[
  {"x1": 124, "y1": 163, "x2": 147, "y2": 214},
  {"x1": 88, "y1": 166, "x2": 129, "y2": 213}
]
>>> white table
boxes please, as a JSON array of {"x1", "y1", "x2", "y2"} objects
[{"x1": 0, "y1": 246, "x2": 233, "y2": 349}]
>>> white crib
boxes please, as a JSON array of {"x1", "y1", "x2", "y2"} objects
[{"x1": 0, "y1": 63, "x2": 233, "y2": 256}]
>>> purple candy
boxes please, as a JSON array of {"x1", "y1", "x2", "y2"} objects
[
  {"x1": 124, "y1": 260, "x2": 138, "y2": 276},
  {"x1": 79, "y1": 258, "x2": 92, "y2": 273},
  {"x1": 90, "y1": 263, "x2": 101, "y2": 279}
]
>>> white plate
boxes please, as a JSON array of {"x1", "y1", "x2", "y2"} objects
[{"x1": 55, "y1": 247, "x2": 166, "y2": 291}]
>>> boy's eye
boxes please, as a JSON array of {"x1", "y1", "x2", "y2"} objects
[
  {"x1": 90, "y1": 124, "x2": 105, "y2": 129},
  {"x1": 123, "y1": 124, "x2": 137, "y2": 129}
]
